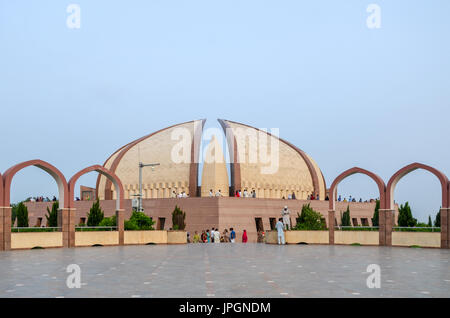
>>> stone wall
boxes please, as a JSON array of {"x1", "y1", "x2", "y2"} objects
[
  {"x1": 11, "y1": 232, "x2": 63, "y2": 249},
  {"x1": 24, "y1": 198, "x2": 385, "y2": 243}
]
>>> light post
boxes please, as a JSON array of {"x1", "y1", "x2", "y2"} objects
[{"x1": 138, "y1": 162, "x2": 160, "y2": 212}]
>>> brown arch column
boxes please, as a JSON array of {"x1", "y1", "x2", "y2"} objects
[
  {"x1": 69, "y1": 165, "x2": 125, "y2": 247},
  {"x1": 3, "y1": 160, "x2": 69, "y2": 250},
  {"x1": 328, "y1": 167, "x2": 386, "y2": 246},
  {"x1": 387, "y1": 163, "x2": 449, "y2": 249}
]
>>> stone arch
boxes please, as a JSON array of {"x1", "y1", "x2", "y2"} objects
[
  {"x1": 329, "y1": 167, "x2": 386, "y2": 211},
  {"x1": 2, "y1": 160, "x2": 69, "y2": 208},
  {"x1": 69, "y1": 165, "x2": 124, "y2": 211},
  {"x1": 386, "y1": 163, "x2": 449, "y2": 210}
]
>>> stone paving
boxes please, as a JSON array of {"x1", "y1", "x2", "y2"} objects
[{"x1": 0, "y1": 244, "x2": 449, "y2": 298}]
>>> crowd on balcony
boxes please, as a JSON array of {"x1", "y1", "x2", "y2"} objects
[{"x1": 29, "y1": 195, "x2": 57, "y2": 202}]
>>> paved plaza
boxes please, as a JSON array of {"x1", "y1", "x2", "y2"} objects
[{"x1": 0, "y1": 244, "x2": 449, "y2": 298}]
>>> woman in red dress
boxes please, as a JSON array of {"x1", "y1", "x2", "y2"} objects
[{"x1": 242, "y1": 229, "x2": 248, "y2": 243}]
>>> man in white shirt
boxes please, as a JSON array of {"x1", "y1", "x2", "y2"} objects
[
  {"x1": 281, "y1": 206, "x2": 291, "y2": 230},
  {"x1": 214, "y1": 228, "x2": 220, "y2": 243},
  {"x1": 276, "y1": 218, "x2": 285, "y2": 245},
  {"x1": 209, "y1": 189, "x2": 213, "y2": 197},
  {"x1": 215, "y1": 190, "x2": 222, "y2": 197},
  {"x1": 210, "y1": 228, "x2": 215, "y2": 243}
]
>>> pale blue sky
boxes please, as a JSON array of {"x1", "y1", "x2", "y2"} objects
[{"x1": 1, "y1": 0, "x2": 449, "y2": 222}]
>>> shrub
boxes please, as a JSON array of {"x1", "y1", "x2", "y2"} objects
[
  {"x1": 294, "y1": 204, "x2": 327, "y2": 230},
  {"x1": 87, "y1": 199, "x2": 104, "y2": 226},
  {"x1": 124, "y1": 219, "x2": 139, "y2": 231},
  {"x1": 172, "y1": 205, "x2": 186, "y2": 230},
  {"x1": 46, "y1": 201, "x2": 59, "y2": 227},
  {"x1": 125, "y1": 211, "x2": 155, "y2": 230},
  {"x1": 98, "y1": 215, "x2": 117, "y2": 227},
  {"x1": 16, "y1": 202, "x2": 29, "y2": 227}
]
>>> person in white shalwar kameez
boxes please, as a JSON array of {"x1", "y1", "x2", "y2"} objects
[
  {"x1": 276, "y1": 218, "x2": 285, "y2": 245},
  {"x1": 281, "y1": 206, "x2": 291, "y2": 230}
]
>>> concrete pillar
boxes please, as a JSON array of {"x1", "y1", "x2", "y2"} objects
[
  {"x1": 116, "y1": 209, "x2": 125, "y2": 245},
  {"x1": 0, "y1": 207, "x2": 4, "y2": 251},
  {"x1": 379, "y1": 209, "x2": 394, "y2": 246},
  {"x1": 385, "y1": 209, "x2": 394, "y2": 246},
  {"x1": 3, "y1": 207, "x2": 11, "y2": 250},
  {"x1": 441, "y1": 208, "x2": 449, "y2": 249},
  {"x1": 68, "y1": 208, "x2": 76, "y2": 248},
  {"x1": 1, "y1": 206, "x2": 11, "y2": 251},
  {"x1": 58, "y1": 208, "x2": 70, "y2": 248},
  {"x1": 378, "y1": 209, "x2": 385, "y2": 246},
  {"x1": 328, "y1": 210, "x2": 335, "y2": 245}
]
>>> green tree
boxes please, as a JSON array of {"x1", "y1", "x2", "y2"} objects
[
  {"x1": 372, "y1": 200, "x2": 380, "y2": 227},
  {"x1": 124, "y1": 211, "x2": 154, "y2": 230},
  {"x1": 11, "y1": 204, "x2": 18, "y2": 226},
  {"x1": 16, "y1": 202, "x2": 29, "y2": 227},
  {"x1": 98, "y1": 215, "x2": 117, "y2": 227},
  {"x1": 45, "y1": 201, "x2": 59, "y2": 227},
  {"x1": 87, "y1": 199, "x2": 104, "y2": 226},
  {"x1": 434, "y1": 210, "x2": 441, "y2": 227},
  {"x1": 427, "y1": 215, "x2": 432, "y2": 227},
  {"x1": 397, "y1": 202, "x2": 417, "y2": 227},
  {"x1": 172, "y1": 205, "x2": 186, "y2": 230},
  {"x1": 341, "y1": 205, "x2": 351, "y2": 226},
  {"x1": 294, "y1": 204, "x2": 327, "y2": 230}
]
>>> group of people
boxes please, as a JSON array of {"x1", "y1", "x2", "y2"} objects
[
  {"x1": 337, "y1": 195, "x2": 378, "y2": 203},
  {"x1": 171, "y1": 190, "x2": 189, "y2": 198},
  {"x1": 234, "y1": 189, "x2": 257, "y2": 198},
  {"x1": 191, "y1": 228, "x2": 246, "y2": 243},
  {"x1": 276, "y1": 206, "x2": 292, "y2": 245},
  {"x1": 29, "y1": 195, "x2": 57, "y2": 202}
]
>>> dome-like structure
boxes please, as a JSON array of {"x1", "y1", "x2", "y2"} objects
[
  {"x1": 96, "y1": 119, "x2": 205, "y2": 200},
  {"x1": 96, "y1": 119, "x2": 326, "y2": 200},
  {"x1": 218, "y1": 119, "x2": 326, "y2": 200}
]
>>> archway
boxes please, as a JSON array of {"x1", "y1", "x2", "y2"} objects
[
  {"x1": 386, "y1": 163, "x2": 448, "y2": 210},
  {"x1": 69, "y1": 165, "x2": 124, "y2": 210},
  {"x1": 69, "y1": 165, "x2": 125, "y2": 247},
  {"x1": 328, "y1": 167, "x2": 386, "y2": 245},
  {"x1": 2, "y1": 160, "x2": 69, "y2": 250},
  {"x1": 329, "y1": 167, "x2": 386, "y2": 211},
  {"x1": 386, "y1": 163, "x2": 449, "y2": 248}
]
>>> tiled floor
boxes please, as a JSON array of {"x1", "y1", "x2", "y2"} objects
[{"x1": 0, "y1": 243, "x2": 449, "y2": 298}]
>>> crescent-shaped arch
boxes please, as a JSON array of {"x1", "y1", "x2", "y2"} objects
[{"x1": 218, "y1": 119, "x2": 325, "y2": 198}]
